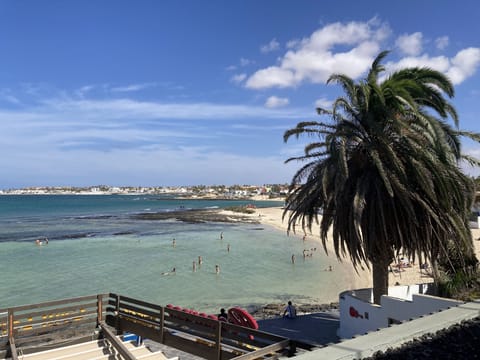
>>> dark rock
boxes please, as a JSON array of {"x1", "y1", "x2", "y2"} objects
[{"x1": 132, "y1": 209, "x2": 260, "y2": 224}]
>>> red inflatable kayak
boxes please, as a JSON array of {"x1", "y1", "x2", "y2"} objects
[{"x1": 227, "y1": 307, "x2": 258, "y2": 329}]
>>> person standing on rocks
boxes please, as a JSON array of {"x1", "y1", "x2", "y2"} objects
[{"x1": 283, "y1": 301, "x2": 297, "y2": 319}]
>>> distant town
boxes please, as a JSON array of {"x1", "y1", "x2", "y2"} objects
[{"x1": 0, "y1": 184, "x2": 289, "y2": 199}]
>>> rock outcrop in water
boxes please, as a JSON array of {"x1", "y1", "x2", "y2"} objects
[{"x1": 133, "y1": 209, "x2": 261, "y2": 224}]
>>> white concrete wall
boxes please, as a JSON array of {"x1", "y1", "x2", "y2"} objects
[
  {"x1": 381, "y1": 294, "x2": 460, "y2": 322},
  {"x1": 338, "y1": 290, "x2": 383, "y2": 339},
  {"x1": 338, "y1": 283, "x2": 462, "y2": 339},
  {"x1": 387, "y1": 283, "x2": 432, "y2": 301},
  {"x1": 296, "y1": 300, "x2": 480, "y2": 360},
  {"x1": 468, "y1": 218, "x2": 479, "y2": 229}
]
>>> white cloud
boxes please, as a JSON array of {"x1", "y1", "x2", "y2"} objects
[
  {"x1": 244, "y1": 21, "x2": 479, "y2": 90},
  {"x1": 74, "y1": 85, "x2": 96, "y2": 98},
  {"x1": 246, "y1": 66, "x2": 296, "y2": 89},
  {"x1": 110, "y1": 83, "x2": 156, "y2": 92},
  {"x1": 0, "y1": 91, "x2": 21, "y2": 105},
  {"x1": 435, "y1": 36, "x2": 449, "y2": 50},
  {"x1": 230, "y1": 73, "x2": 247, "y2": 84},
  {"x1": 395, "y1": 32, "x2": 423, "y2": 56},
  {"x1": 0, "y1": 139, "x2": 297, "y2": 187},
  {"x1": 386, "y1": 47, "x2": 480, "y2": 85},
  {"x1": 387, "y1": 54, "x2": 450, "y2": 73},
  {"x1": 261, "y1": 38, "x2": 280, "y2": 53},
  {"x1": 446, "y1": 47, "x2": 480, "y2": 84},
  {"x1": 240, "y1": 58, "x2": 253, "y2": 67},
  {"x1": 265, "y1": 96, "x2": 289, "y2": 108},
  {"x1": 286, "y1": 39, "x2": 300, "y2": 49},
  {"x1": 0, "y1": 92, "x2": 308, "y2": 187},
  {"x1": 35, "y1": 97, "x2": 305, "y2": 120},
  {"x1": 315, "y1": 97, "x2": 333, "y2": 109},
  {"x1": 228, "y1": 58, "x2": 254, "y2": 72},
  {"x1": 246, "y1": 20, "x2": 390, "y2": 89}
]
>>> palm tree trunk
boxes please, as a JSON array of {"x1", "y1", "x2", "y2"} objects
[{"x1": 372, "y1": 258, "x2": 390, "y2": 304}]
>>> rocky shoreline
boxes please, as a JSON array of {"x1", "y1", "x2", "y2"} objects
[
  {"x1": 132, "y1": 208, "x2": 261, "y2": 224},
  {"x1": 250, "y1": 302, "x2": 340, "y2": 320}
]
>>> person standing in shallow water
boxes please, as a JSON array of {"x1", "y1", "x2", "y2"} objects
[{"x1": 215, "y1": 264, "x2": 220, "y2": 274}]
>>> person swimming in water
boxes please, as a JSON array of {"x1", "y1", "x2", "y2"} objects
[{"x1": 162, "y1": 267, "x2": 176, "y2": 275}]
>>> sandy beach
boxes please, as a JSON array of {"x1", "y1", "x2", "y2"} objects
[{"x1": 252, "y1": 206, "x2": 480, "y2": 293}]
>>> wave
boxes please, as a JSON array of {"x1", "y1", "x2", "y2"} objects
[
  {"x1": 113, "y1": 231, "x2": 136, "y2": 236},
  {"x1": 68, "y1": 214, "x2": 118, "y2": 220},
  {"x1": 52, "y1": 232, "x2": 98, "y2": 240}
]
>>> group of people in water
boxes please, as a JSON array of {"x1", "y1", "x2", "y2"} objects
[
  {"x1": 165, "y1": 233, "x2": 227, "y2": 276},
  {"x1": 291, "y1": 247, "x2": 319, "y2": 264}
]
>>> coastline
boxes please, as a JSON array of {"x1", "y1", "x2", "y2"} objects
[
  {"x1": 244, "y1": 206, "x2": 479, "y2": 320},
  {"x1": 127, "y1": 203, "x2": 480, "y2": 318},
  {"x1": 136, "y1": 204, "x2": 440, "y2": 317},
  {"x1": 251, "y1": 206, "x2": 377, "y2": 291},
  {"x1": 253, "y1": 206, "x2": 480, "y2": 291}
]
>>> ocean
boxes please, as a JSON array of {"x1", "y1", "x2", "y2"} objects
[{"x1": 0, "y1": 195, "x2": 347, "y2": 314}]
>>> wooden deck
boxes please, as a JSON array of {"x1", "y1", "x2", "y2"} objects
[{"x1": 0, "y1": 294, "x2": 313, "y2": 359}]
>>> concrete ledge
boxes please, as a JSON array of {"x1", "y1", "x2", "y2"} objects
[{"x1": 294, "y1": 300, "x2": 480, "y2": 359}]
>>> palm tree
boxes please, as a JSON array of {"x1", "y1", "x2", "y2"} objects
[{"x1": 284, "y1": 51, "x2": 479, "y2": 304}]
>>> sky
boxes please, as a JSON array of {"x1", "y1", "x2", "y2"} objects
[{"x1": 0, "y1": 0, "x2": 479, "y2": 188}]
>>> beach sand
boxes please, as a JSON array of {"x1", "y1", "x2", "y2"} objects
[{"x1": 252, "y1": 206, "x2": 480, "y2": 292}]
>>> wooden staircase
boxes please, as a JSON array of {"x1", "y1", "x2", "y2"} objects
[{"x1": 11, "y1": 338, "x2": 175, "y2": 360}]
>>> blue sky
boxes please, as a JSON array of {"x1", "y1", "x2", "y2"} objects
[{"x1": 0, "y1": 1, "x2": 479, "y2": 188}]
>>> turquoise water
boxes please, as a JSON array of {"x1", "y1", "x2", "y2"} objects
[{"x1": 0, "y1": 195, "x2": 346, "y2": 313}]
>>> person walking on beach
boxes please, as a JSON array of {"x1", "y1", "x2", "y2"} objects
[{"x1": 283, "y1": 301, "x2": 296, "y2": 319}]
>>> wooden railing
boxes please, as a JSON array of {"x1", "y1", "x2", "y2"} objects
[
  {"x1": 0, "y1": 293, "x2": 304, "y2": 359},
  {"x1": 0, "y1": 294, "x2": 107, "y2": 359},
  {"x1": 105, "y1": 293, "x2": 297, "y2": 359}
]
